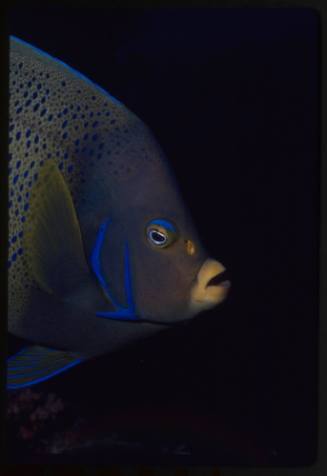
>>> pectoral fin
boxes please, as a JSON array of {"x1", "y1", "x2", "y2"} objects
[
  {"x1": 7, "y1": 345, "x2": 84, "y2": 390},
  {"x1": 24, "y1": 160, "x2": 90, "y2": 296}
]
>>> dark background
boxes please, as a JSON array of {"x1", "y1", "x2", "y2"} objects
[{"x1": 7, "y1": 7, "x2": 319, "y2": 465}]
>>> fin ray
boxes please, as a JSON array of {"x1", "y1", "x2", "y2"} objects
[{"x1": 7, "y1": 345, "x2": 83, "y2": 390}]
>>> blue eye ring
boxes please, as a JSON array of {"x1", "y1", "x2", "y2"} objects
[
  {"x1": 146, "y1": 219, "x2": 178, "y2": 249},
  {"x1": 149, "y1": 219, "x2": 176, "y2": 233}
]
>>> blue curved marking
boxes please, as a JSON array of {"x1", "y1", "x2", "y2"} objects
[
  {"x1": 149, "y1": 219, "x2": 176, "y2": 233},
  {"x1": 90, "y1": 218, "x2": 121, "y2": 309},
  {"x1": 10, "y1": 36, "x2": 123, "y2": 107},
  {"x1": 90, "y1": 220, "x2": 138, "y2": 321}
]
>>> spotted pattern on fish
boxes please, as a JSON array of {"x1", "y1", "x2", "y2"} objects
[{"x1": 8, "y1": 37, "x2": 165, "y2": 322}]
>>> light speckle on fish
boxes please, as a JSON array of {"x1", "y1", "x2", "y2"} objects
[{"x1": 7, "y1": 36, "x2": 231, "y2": 389}]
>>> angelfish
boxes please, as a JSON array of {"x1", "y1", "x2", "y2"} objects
[{"x1": 7, "y1": 36, "x2": 231, "y2": 390}]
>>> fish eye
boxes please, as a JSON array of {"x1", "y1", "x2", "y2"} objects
[
  {"x1": 146, "y1": 219, "x2": 178, "y2": 249},
  {"x1": 148, "y1": 229, "x2": 168, "y2": 246}
]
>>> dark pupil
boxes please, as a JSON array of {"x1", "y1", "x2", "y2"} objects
[{"x1": 152, "y1": 230, "x2": 165, "y2": 243}]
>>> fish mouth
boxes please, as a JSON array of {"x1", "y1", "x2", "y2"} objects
[
  {"x1": 189, "y1": 258, "x2": 231, "y2": 314},
  {"x1": 206, "y1": 269, "x2": 231, "y2": 289}
]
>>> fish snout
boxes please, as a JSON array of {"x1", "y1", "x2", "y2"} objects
[{"x1": 189, "y1": 258, "x2": 231, "y2": 315}]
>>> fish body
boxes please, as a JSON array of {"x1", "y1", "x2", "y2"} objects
[{"x1": 7, "y1": 37, "x2": 230, "y2": 389}]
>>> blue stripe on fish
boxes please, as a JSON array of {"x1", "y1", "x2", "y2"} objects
[
  {"x1": 90, "y1": 218, "x2": 121, "y2": 309},
  {"x1": 90, "y1": 220, "x2": 138, "y2": 321}
]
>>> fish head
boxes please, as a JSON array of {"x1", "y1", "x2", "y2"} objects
[{"x1": 96, "y1": 170, "x2": 231, "y2": 325}]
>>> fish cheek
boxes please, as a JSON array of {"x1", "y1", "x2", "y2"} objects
[{"x1": 131, "y1": 240, "x2": 195, "y2": 322}]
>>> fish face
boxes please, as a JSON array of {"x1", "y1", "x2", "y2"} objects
[
  {"x1": 133, "y1": 216, "x2": 230, "y2": 323},
  {"x1": 98, "y1": 211, "x2": 230, "y2": 325}
]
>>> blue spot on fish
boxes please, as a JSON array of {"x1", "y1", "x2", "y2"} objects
[{"x1": 13, "y1": 175, "x2": 19, "y2": 184}]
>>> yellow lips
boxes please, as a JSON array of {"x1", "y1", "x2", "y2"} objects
[{"x1": 189, "y1": 258, "x2": 231, "y2": 316}]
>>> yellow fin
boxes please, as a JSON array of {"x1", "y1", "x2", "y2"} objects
[{"x1": 24, "y1": 160, "x2": 89, "y2": 296}]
